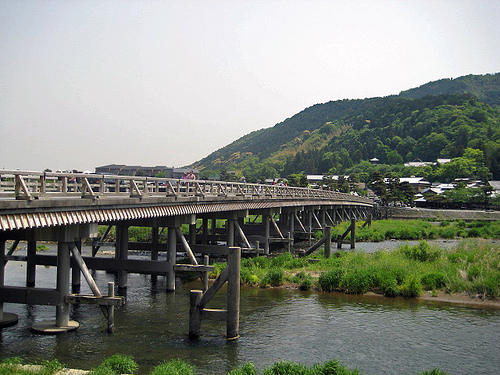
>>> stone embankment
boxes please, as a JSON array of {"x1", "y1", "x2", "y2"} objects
[{"x1": 385, "y1": 207, "x2": 500, "y2": 221}]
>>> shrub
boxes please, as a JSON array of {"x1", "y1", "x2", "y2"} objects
[
  {"x1": 263, "y1": 361, "x2": 309, "y2": 375},
  {"x1": 88, "y1": 366, "x2": 116, "y2": 375},
  {"x1": 421, "y1": 272, "x2": 446, "y2": 290},
  {"x1": 313, "y1": 359, "x2": 359, "y2": 375},
  {"x1": 400, "y1": 241, "x2": 442, "y2": 262},
  {"x1": 383, "y1": 279, "x2": 400, "y2": 297},
  {"x1": 228, "y1": 362, "x2": 258, "y2": 375},
  {"x1": 400, "y1": 275, "x2": 423, "y2": 298},
  {"x1": 438, "y1": 227, "x2": 457, "y2": 239},
  {"x1": 299, "y1": 277, "x2": 313, "y2": 291},
  {"x1": 319, "y1": 268, "x2": 345, "y2": 292},
  {"x1": 419, "y1": 369, "x2": 450, "y2": 375},
  {"x1": 261, "y1": 268, "x2": 284, "y2": 287},
  {"x1": 240, "y1": 268, "x2": 260, "y2": 285},
  {"x1": 149, "y1": 359, "x2": 195, "y2": 375},
  {"x1": 39, "y1": 360, "x2": 65, "y2": 375},
  {"x1": 99, "y1": 355, "x2": 138, "y2": 374},
  {"x1": 340, "y1": 268, "x2": 372, "y2": 294},
  {"x1": 470, "y1": 272, "x2": 500, "y2": 299}
]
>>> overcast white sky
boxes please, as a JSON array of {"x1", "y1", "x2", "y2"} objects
[{"x1": 1, "y1": 0, "x2": 499, "y2": 172}]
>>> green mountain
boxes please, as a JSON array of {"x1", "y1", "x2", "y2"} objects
[
  {"x1": 192, "y1": 73, "x2": 500, "y2": 181},
  {"x1": 399, "y1": 73, "x2": 500, "y2": 107}
]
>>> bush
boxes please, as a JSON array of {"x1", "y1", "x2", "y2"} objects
[
  {"x1": 400, "y1": 241, "x2": 442, "y2": 262},
  {"x1": 99, "y1": 355, "x2": 138, "y2": 374},
  {"x1": 319, "y1": 268, "x2": 345, "y2": 292},
  {"x1": 421, "y1": 272, "x2": 446, "y2": 290},
  {"x1": 261, "y1": 268, "x2": 285, "y2": 287},
  {"x1": 419, "y1": 369, "x2": 450, "y2": 375},
  {"x1": 382, "y1": 279, "x2": 400, "y2": 297},
  {"x1": 39, "y1": 360, "x2": 64, "y2": 375},
  {"x1": 240, "y1": 268, "x2": 260, "y2": 285},
  {"x1": 149, "y1": 359, "x2": 195, "y2": 375},
  {"x1": 314, "y1": 359, "x2": 359, "y2": 375},
  {"x1": 299, "y1": 277, "x2": 313, "y2": 291},
  {"x1": 228, "y1": 362, "x2": 258, "y2": 375},
  {"x1": 263, "y1": 361, "x2": 309, "y2": 375},
  {"x1": 400, "y1": 275, "x2": 423, "y2": 298},
  {"x1": 340, "y1": 268, "x2": 372, "y2": 294}
]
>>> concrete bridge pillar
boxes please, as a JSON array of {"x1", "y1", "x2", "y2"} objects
[
  {"x1": 0, "y1": 240, "x2": 4, "y2": 321},
  {"x1": 227, "y1": 218, "x2": 235, "y2": 247},
  {"x1": 167, "y1": 226, "x2": 177, "y2": 292},
  {"x1": 56, "y1": 241, "x2": 71, "y2": 327},
  {"x1": 116, "y1": 225, "x2": 129, "y2": 289},
  {"x1": 0, "y1": 240, "x2": 18, "y2": 327},
  {"x1": 263, "y1": 214, "x2": 270, "y2": 255},
  {"x1": 71, "y1": 240, "x2": 82, "y2": 293},
  {"x1": 201, "y1": 218, "x2": 208, "y2": 244},
  {"x1": 26, "y1": 240, "x2": 36, "y2": 287},
  {"x1": 189, "y1": 223, "x2": 197, "y2": 246}
]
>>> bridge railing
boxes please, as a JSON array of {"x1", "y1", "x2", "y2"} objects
[{"x1": 0, "y1": 170, "x2": 372, "y2": 205}]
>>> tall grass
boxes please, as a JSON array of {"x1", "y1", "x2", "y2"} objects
[
  {"x1": 329, "y1": 219, "x2": 500, "y2": 242},
  {"x1": 224, "y1": 238, "x2": 500, "y2": 300},
  {"x1": 0, "y1": 357, "x2": 450, "y2": 375}
]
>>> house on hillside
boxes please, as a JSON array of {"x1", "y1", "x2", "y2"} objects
[
  {"x1": 399, "y1": 177, "x2": 431, "y2": 193},
  {"x1": 489, "y1": 181, "x2": 500, "y2": 197}
]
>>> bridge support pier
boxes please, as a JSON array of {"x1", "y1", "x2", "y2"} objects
[
  {"x1": 32, "y1": 238, "x2": 79, "y2": 334},
  {"x1": 116, "y1": 225, "x2": 129, "y2": 289},
  {"x1": 26, "y1": 240, "x2": 36, "y2": 287},
  {"x1": 167, "y1": 226, "x2": 176, "y2": 292},
  {"x1": 0, "y1": 240, "x2": 18, "y2": 327},
  {"x1": 189, "y1": 247, "x2": 240, "y2": 340}
]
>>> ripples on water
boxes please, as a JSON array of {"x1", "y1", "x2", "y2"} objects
[{"x1": 1, "y1": 251, "x2": 500, "y2": 374}]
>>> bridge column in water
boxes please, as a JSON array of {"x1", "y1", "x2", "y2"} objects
[
  {"x1": 0, "y1": 240, "x2": 18, "y2": 327},
  {"x1": 167, "y1": 225, "x2": 177, "y2": 292},
  {"x1": 116, "y1": 224, "x2": 129, "y2": 289},
  {"x1": 31, "y1": 225, "x2": 92, "y2": 333}
]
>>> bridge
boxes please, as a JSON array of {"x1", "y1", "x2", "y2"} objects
[{"x1": 0, "y1": 170, "x2": 373, "y2": 338}]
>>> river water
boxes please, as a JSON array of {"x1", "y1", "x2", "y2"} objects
[{"x1": 1, "y1": 244, "x2": 499, "y2": 375}]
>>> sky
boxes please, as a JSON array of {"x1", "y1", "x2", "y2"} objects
[{"x1": 1, "y1": 0, "x2": 499, "y2": 173}]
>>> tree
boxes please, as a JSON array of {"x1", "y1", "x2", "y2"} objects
[
  {"x1": 287, "y1": 173, "x2": 308, "y2": 187},
  {"x1": 370, "y1": 171, "x2": 389, "y2": 205}
]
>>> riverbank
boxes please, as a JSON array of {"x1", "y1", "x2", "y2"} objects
[
  {"x1": 226, "y1": 237, "x2": 500, "y2": 306},
  {"x1": 386, "y1": 207, "x2": 500, "y2": 221}
]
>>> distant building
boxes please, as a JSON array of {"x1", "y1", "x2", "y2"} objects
[
  {"x1": 399, "y1": 177, "x2": 431, "y2": 193},
  {"x1": 95, "y1": 164, "x2": 199, "y2": 179},
  {"x1": 404, "y1": 158, "x2": 452, "y2": 167},
  {"x1": 489, "y1": 181, "x2": 500, "y2": 198}
]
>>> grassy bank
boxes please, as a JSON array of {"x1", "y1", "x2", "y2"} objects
[
  {"x1": 212, "y1": 238, "x2": 500, "y2": 300},
  {"x1": 93, "y1": 219, "x2": 500, "y2": 244},
  {"x1": 0, "y1": 356, "x2": 450, "y2": 375},
  {"x1": 327, "y1": 219, "x2": 500, "y2": 242}
]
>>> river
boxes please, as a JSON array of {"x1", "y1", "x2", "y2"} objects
[{"x1": 1, "y1": 244, "x2": 499, "y2": 375}]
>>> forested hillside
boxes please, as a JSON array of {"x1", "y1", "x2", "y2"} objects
[{"x1": 192, "y1": 73, "x2": 500, "y2": 182}]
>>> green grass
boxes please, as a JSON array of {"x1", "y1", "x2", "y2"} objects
[
  {"x1": 0, "y1": 356, "x2": 451, "y2": 375},
  {"x1": 0, "y1": 358, "x2": 64, "y2": 375},
  {"x1": 212, "y1": 238, "x2": 500, "y2": 300},
  {"x1": 88, "y1": 354, "x2": 139, "y2": 375},
  {"x1": 328, "y1": 219, "x2": 500, "y2": 242}
]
